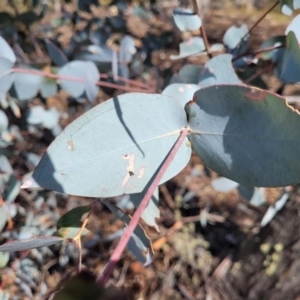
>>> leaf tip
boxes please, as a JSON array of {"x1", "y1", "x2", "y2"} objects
[{"x1": 20, "y1": 177, "x2": 40, "y2": 189}]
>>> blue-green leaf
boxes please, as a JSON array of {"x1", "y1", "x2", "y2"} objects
[
  {"x1": 187, "y1": 85, "x2": 300, "y2": 187},
  {"x1": 0, "y1": 236, "x2": 64, "y2": 252},
  {"x1": 102, "y1": 199, "x2": 153, "y2": 265},
  {"x1": 280, "y1": 31, "x2": 300, "y2": 83},
  {"x1": 162, "y1": 83, "x2": 200, "y2": 108},
  {"x1": 24, "y1": 93, "x2": 190, "y2": 197},
  {"x1": 280, "y1": 0, "x2": 300, "y2": 15},
  {"x1": 171, "y1": 37, "x2": 205, "y2": 60},
  {"x1": 285, "y1": 14, "x2": 300, "y2": 42},
  {"x1": 58, "y1": 61, "x2": 99, "y2": 102},
  {"x1": 130, "y1": 188, "x2": 159, "y2": 231},
  {"x1": 173, "y1": 8, "x2": 202, "y2": 32},
  {"x1": 198, "y1": 54, "x2": 240, "y2": 87}
]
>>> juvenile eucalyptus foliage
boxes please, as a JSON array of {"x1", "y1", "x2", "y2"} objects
[{"x1": 0, "y1": 1, "x2": 300, "y2": 296}]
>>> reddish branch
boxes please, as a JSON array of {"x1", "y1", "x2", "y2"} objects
[
  {"x1": 191, "y1": 0, "x2": 212, "y2": 59},
  {"x1": 244, "y1": 1, "x2": 280, "y2": 38},
  {"x1": 9, "y1": 68, "x2": 155, "y2": 93},
  {"x1": 232, "y1": 0, "x2": 280, "y2": 59},
  {"x1": 97, "y1": 128, "x2": 189, "y2": 286}
]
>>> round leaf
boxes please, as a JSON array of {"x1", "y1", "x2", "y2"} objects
[
  {"x1": 0, "y1": 155, "x2": 13, "y2": 174},
  {"x1": 27, "y1": 106, "x2": 45, "y2": 125},
  {"x1": 0, "y1": 58, "x2": 14, "y2": 98},
  {"x1": 171, "y1": 37, "x2": 205, "y2": 60},
  {"x1": 173, "y1": 8, "x2": 202, "y2": 32},
  {"x1": 223, "y1": 24, "x2": 248, "y2": 50},
  {"x1": 27, "y1": 93, "x2": 191, "y2": 197},
  {"x1": 211, "y1": 177, "x2": 239, "y2": 192},
  {"x1": 74, "y1": 45, "x2": 113, "y2": 72},
  {"x1": 261, "y1": 191, "x2": 289, "y2": 226},
  {"x1": 198, "y1": 54, "x2": 240, "y2": 87},
  {"x1": 286, "y1": 14, "x2": 300, "y2": 42},
  {"x1": 14, "y1": 69, "x2": 43, "y2": 100},
  {"x1": 58, "y1": 61, "x2": 99, "y2": 102},
  {"x1": 119, "y1": 35, "x2": 136, "y2": 63},
  {"x1": 0, "y1": 207, "x2": 7, "y2": 233},
  {"x1": 44, "y1": 39, "x2": 68, "y2": 66},
  {"x1": 0, "y1": 36, "x2": 16, "y2": 63},
  {"x1": 162, "y1": 83, "x2": 200, "y2": 108},
  {"x1": 179, "y1": 64, "x2": 202, "y2": 84},
  {"x1": 0, "y1": 110, "x2": 8, "y2": 133},
  {"x1": 40, "y1": 79, "x2": 58, "y2": 98},
  {"x1": 279, "y1": 31, "x2": 300, "y2": 83},
  {"x1": 186, "y1": 85, "x2": 300, "y2": 187},
  {"x1": 0, "y1": 252, "x2": 9, "y2": 268},
  {"x1": 280, "y1": 0, "x2": 300, "y2": 15},
  {"x1": 84, "y1": 62, "x2": 99, "y2": 103},
  {"x1": 43, "y1": 108, "x2": 60, "y2": 129},
  {"x1": 259, "y1": 35, "x2": 286, "y2": 60}
]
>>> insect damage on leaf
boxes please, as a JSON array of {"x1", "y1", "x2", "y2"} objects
[
  {"x1": 122, "y1": 153, "x2": 135, "y2": 188},
  {"x1": 137, "y1": 167, "x2": 145, "y2": 179},
  {"x1": 244, "y1": 87, "x2": 266, "y2": 101},
  {"x1": 67, "y1": 140, "x2": 75, "y2": 151}
]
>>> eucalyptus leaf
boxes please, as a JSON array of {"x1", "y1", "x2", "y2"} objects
[
  {"x1": 130, "y1": 188, "x2": 160, "y2": 232},
  {"x1": 259, "y1": 36, "x2": 286, "y2": 60},
  {"x1": 102, "y1": 199, "x2": 154, "y2": 265},
  {"x1": 0, "y1": 252, "x2": 9, "y2": 268},
  {"x1": 43, "y1": 108, "x2": 60, "y2": 130},
  {"x1": 179, "y1": 64, "x2": 202, "y2": 84},
  {"x1": 27, "y1": 106, "x2": 45, "y2": 125},
  {"x1": 57, "y1": 227, "x2": 89, "y2": 239},
  {"x1": 187, "y1": 85, "x2": 300, "y2": 187},
  {"x1": 162, "y1": 83, "x2": 200, "y2": 108},
  {"x1": 40, "y1": 79, "x2": 58, "y2": 98},
  {"x1": 261, "y1": 191, "x2": 290, "y2": 226},
  {"x1": 223, "y1": 24, "x2": 249, "y2": 51},
  {"x1": 0, "y1": 110, "x2": 8, "y2": 133},
  {"x1": 3, "y1": 175, "x2": 20, "y2": 203},
  {"x1": 24, "y1": 93, "x2": 191, "y2": 197},
  {"x1": 57, "y1": 205, "x2": 91, "y2": 230},
  {"x1": 198, "y1": 54, "x2": 240, "y2": 87},
  {"x1": 173, "y1": 8, "x2": 202, "y2": 32},
  {"x1": 45, "y1": 39, "x2": 68, "y2": 67},
  {"x1": 58, "y1": 61, "x2": 99, "y2": 102},
  {"x1": 171, "y1": 37, "x2": 205, "y2": 60},
  {"x1": 211, "y1": 177, "x2": 239, "y2": 192},
  {"x1": 0, "y1": 36, "x2": 16, "y2": 63},
  {"x1": 119, "y1": 35, "x2": 136, "y2": 63},
  {"x1": 286, "y1": 14, "x2": 300, "y2": 42},
  {"x1": 0, "y1": 236, "x2": 64, "y2": 252},
  {"x1": 0, "y1": 206, "x2": 7, "y2": 233},
  {"x1": 0, "y1": 155, "x2": 13, "y2": 174},
  {"x1": 74, "y1": 45, "x2": 113, "y2": 72},
  {"x1": 280, "y1": 31, "x2": 300, "y2": 83},
  {"x1": 280, "y1": 0, "x2": 300, "y2": 15},
  {"x1": 112, "y1": 50, "x2": 118, "y2": 81},
  {"x1": 14, "y1": 69, "x2": 43, "y2": 100},
  {"x1": 0, "y1": 58, "x2": 15, "y2": 98}
]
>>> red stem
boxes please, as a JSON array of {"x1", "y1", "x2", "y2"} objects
[
  {"x1": 232, "y1": 44, "x2": 285, "y2": 62},
  {"x1": 100, "y1": 73, "x2": 155, "y2": 90},
  {"x1": 11, "y1": 68, "x2": 155, "y2": 93},
  {"x1": 232, "y1": 0, "x2": 280, "y2": 53},
  {"x1": 97, "y1": 127, "x2": 189, "y2": 285},
  {"x1": 244, "y1": 1, "x2": 279, "y2": 38}
]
